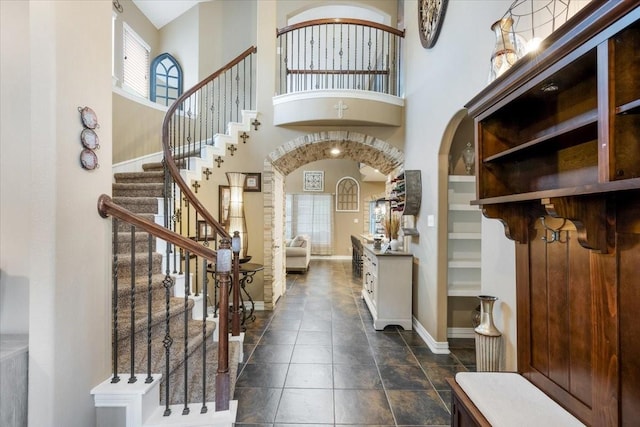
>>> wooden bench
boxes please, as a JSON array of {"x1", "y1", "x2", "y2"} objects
[{"x1": 447, "y1": 373, "x2": 585, "y2": 427}]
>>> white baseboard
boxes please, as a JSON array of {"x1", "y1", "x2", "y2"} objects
[
  {"x1": 310, "y1": 255, "x2": 351, "y2": 260},
  {"x1": 447, "y1": 327, "x2": 476, "y2": 339},
  {"x1": 412, "y1": 316, "x2": 450, "y2": 354},
  {"x1": 113, "y1": 151, "x2": 163, "y2": 174}
]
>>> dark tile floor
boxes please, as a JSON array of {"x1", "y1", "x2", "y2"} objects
[{"x1": 234, "y1": 259, "x2": 475, "y2": 426}]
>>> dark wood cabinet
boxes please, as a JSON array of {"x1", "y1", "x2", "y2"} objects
[{"x1": 465, "y1": 2, "x2": 640, "y2": 425}]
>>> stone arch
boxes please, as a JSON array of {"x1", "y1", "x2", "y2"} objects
[
  {"x1": 267, "y1": 130, "x2": 404, "y2": 175},
  {"x1": 262, "y1": 131, "x2": 404, "y2": 309}
]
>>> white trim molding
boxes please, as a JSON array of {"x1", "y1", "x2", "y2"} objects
[{"x1": 412, "y1": 316, "x2": 450, "y2": 354}]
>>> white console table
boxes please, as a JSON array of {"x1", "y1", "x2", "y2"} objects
[{"x1": 361, "y1": 244, "x2": 413, "y2": 330}]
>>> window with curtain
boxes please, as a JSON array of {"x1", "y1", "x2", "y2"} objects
[
  {"x1": 123, "y1": 23, "x2": 150, "y2": 98},
  {"x1": 335, "y1": 176, "x2": 360, "y2": 212},
  {"x1": 286, "y1": 193, "x2": 333, "y2": 255},
  {"x1": 150, "y1": 53, "x2": 182, "y2": 106}
]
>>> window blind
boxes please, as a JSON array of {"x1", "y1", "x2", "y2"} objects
[
  {"x1": 123, "y1": 23, "x2": 150, "y2": 98},
  {"x1": 286, "y1": 194, "x2": 334, "y2": 255}
]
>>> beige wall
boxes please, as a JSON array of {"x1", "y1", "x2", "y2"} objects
[
  {"x1": 112, "y1": 92, "x2": 166, "y2": 163},
  {"x1": 285, "y1": 159, "x2": 385, "y2": 256},
  {"x1": 402, "y1": 0, "x2": 516, "y2": 365},
  {"x1": 1, "y1": 1, "x2": 113, "y2": 425}
]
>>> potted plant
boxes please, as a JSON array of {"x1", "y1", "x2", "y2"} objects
[{"x1": 384, "y1": 213, "x2": 401, "y2": 250}]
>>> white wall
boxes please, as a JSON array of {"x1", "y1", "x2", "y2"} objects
[
  {"x1": 1, "y1": 0, "x2": 31, "y2": 335},
  {"x1": 402, "y1": 0, "x2": 517, "y2": 366},
  {"x1": 0, "y1": 1, "x2": 113, "y2": 425}
]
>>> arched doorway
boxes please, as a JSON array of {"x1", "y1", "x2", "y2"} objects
[
  {"x1": 437, "y1": 109, "x2": 481, "y2": 342},
  {"x1": 262, "y1": 131, "x2": 404, "y2": 308}
]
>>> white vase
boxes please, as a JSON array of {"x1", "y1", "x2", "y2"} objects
[{"x1": 389, "y1": 239, "x2": 401, "y2": 251}]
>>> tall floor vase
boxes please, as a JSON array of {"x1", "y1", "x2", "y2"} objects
[
  {"x1": 226, "y1": 172, "x2": 248, "y2": 260},
  {"x1": 474, "y1": 295, "x2": 502, "y2": 372}
]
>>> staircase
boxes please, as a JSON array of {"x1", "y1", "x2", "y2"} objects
[
  {"x1": 111, "y1": 166, "x2": 241, "y2": 406},
  {"x1": 94, "y1": 46, "x2": 258, "y2": 426}
]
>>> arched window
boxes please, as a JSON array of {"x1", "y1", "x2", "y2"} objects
[
  {"x1": 335, "y1": 177, "x2": 360, "y2": 212},
  {"x1": 150, "y1": 53, "x2": 182, "y2": 106}
]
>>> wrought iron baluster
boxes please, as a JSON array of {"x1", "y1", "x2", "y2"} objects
[
  {"x1": 162, "y1": 273, "x2": 173, "y2": 417},
  {"x1": 146, "y1": 232, "x2": 153, "y2": 383},
  {"x1": 183, "y1": 251, "x2": 190, "y2": 415},
  {"x1": 129, "y1": 225, "x2": 137, "y2": 383},
  {"x1": 111, "y1": 218, "x2": 120, "y2": 383},
  {"x1": 201, "y1": 257, "x2": 208, "y2": 414}
]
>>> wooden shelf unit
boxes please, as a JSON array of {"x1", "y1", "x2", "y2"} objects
[
  {"x1": 447, "y1": 175, "x2": 481, "y2": 298},
  {"x1": 462, "y1": 3, "x2": 640, "y2": 426}
]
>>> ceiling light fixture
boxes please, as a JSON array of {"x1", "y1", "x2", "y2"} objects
[{"x1": 330, "y1": 148, "x2": 341, "y2": 156}]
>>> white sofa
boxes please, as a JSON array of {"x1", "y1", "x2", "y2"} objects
[{"x1": 285, "y1": 235, "x2": 311, "y2": 273}]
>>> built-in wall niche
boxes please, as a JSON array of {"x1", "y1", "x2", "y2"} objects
[
  {"x1": 446, "y1": 114, "x2": 482, "y2": 338},
  {"x1": 448, "y1": 117, "x2": 475, "y2": 176}
]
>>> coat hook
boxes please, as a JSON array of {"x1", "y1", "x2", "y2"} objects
[
  {"x1": 113, "y1": 0, "x2": 123, "y2": 13},
  {"x1": 540, "y1": 217, "x2": 567, "y2": 244}
]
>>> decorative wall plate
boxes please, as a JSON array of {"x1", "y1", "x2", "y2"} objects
[
  {"x1": 80, "y1": 148, "x2": 99, "y2": 170},
  {"x1": 78, "y1": 106, "x2": 99, "y2": 129},
  {"x1": 80, "y1": 128, "x2": 100, "y2": 150},
  {"x1": 419, "y1": 0, "x2": 448, "y2": 49}
]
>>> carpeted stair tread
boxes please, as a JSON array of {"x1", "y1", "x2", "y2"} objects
[
  {"x1": 113, "y1": 214, "x2": 156, "y2": 231},
  {"x1": 113, "y1": 182, "x2": 164, "y2": 198},
  {"x1": 115, "y1": 231, "x2": 157, "y2": 254},
  {"x1": 116, "y1": 296, "x2": 192, "y2": 337},
  {"x1": 116, "y1": 252, "x2": 164, "y2": 279},
  {"x1": 116, "y1": 319, "x2": 217, "y2": 391},
  {"x1": 114, "y1": 171, "x2": 164, "y2": 184},
  {"x1": 112, "y1": 197, "x2": 159, "y2": 214},
  {"x1": 164, "y1": 340, "x2": 241, "y2": 405},
  {"x1": 115, "y1": 273, "x2": 171, "y2": 309}
]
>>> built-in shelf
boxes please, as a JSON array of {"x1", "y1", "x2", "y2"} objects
[
  {"x1": 472, "y1": 177, "x2": 640, "y2": 206},
  {"x1": 483, "y1": 110, "x2": 598, "y2": 163},
  {"x1": 448, "y1": 175, "x2": 481, "y2": 299},
  {"x1": 616, "y1": 98, "x2": 640, "y2": 115}
]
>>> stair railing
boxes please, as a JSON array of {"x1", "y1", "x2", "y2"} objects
[
  {"x1": 157, "y1": 46, "x2": 257, "y2": 413},
  {"x1": 276, "y1": 18, "x2": 404, "y2": 96},
  {"x1": 161, "y1": 46, "x2": 256, "y2": 317},
  {"x1": 97, "y1": 194, "x2": 232, "y2": 415}
]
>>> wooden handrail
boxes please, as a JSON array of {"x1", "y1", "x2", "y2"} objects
[
  {"x1": 97, "y1": 194, "x2": 218, "y2": 262},
  {"x1": 161, "y1": 46, "x2": 257, "y2": 241},
  {"x1": 277, "y1": 18, "x2": 405, "y2": 37}
]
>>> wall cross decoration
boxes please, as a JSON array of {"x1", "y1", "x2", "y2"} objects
[{"x1": 334, "y1": 100, "x2": 349, "y2": 119}]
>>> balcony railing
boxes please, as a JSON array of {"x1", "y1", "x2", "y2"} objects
[{"x1": 277, "y1": 18, "x2": 404, "y2": 96}]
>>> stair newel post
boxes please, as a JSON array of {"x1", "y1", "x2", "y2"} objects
[
  {"x1": 128, "y1": 225, "x2": 137, "y2": 384},
  {"x1": 231, "y1": 231, "x2": 241, "y2": 336},
  {"x1": 200, "y1": 257, "x2": 209, "y2": 414},
  {"x1": 146, "y1": 233, "x2": 153, "y2": 383},
  {"x1": 182, "y1": 251, "x2": 191, "y2": 415},
  {"x1": 215, "y1": 238, "x2": 232, "y2": 411},
  {"x1": 111, "y1": 218, "x2": 120, "y2": 383}
]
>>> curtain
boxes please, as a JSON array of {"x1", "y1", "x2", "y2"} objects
[{"x1": 286, "y1": 193, "x2": 333, "y2": 255}]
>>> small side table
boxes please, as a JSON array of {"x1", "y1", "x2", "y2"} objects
[{"x1": 207, "y1": 262, "x2": 263, "y2": 328}]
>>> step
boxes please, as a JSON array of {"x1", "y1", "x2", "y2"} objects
[
  {"x1": 114, "y1": 171, "x2": 165, "y2": 184},
  {"x1": 115, "y1": 273, "x2": 172, "y2": 311},
  {"x1": 116, "y1": 252, "x2": 164, "y2": 279},
  {"x1": 114, "y1": 231, "x2": 158, "y2": 255},
  {"x1": 114, "y1": 214, "x2": 157, "y2": 231},
  {"x1": 113, "y1": 197, "x2": 159, "y2": 214},
  {"x1": 113, "y1": 183, "x2": 164, "y2": 198}
]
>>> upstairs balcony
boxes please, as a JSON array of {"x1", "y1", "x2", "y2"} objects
[{"x1": 273, "y1": 18, "x2": 405, "y2": 127}]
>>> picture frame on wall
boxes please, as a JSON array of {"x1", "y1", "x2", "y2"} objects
[
  {"x1": 244, "y1": 173, "x2": 261, "y2": 192},
  {"x1": 196, "y1": 220, "x2": 215, "y2": 241},
  {"x1": 303, "y1": 170, "x2": 324, "y2": 192},
  {"x1": 218, "y1": 185, "x2": 230, "y2": 226}
]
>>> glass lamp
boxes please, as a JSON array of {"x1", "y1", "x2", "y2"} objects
[
  {"x1": 461, "y1": 142, "x2": 475, "y2": 175},
  {"x1": 225, "y1": 172, "x2": 248, "y2": 260}
]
